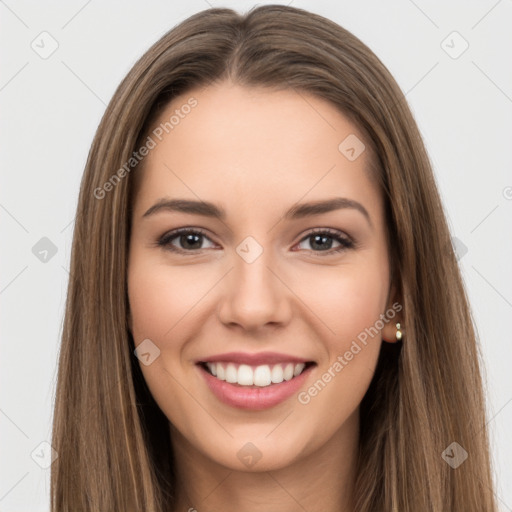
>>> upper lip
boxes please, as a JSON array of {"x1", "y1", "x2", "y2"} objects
[{"x1": 196, "y1": 351, "x2": 315, "y2": 366}]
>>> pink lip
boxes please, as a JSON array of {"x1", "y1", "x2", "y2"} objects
[
  {"x1": 196, "y1": 351, "x2": 313, "y2": 366},
  {"x1": 197, "y1": 362, "x2": 316, "y2": 410}
]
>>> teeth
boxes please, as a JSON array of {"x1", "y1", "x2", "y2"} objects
[
  {"x1": 238, "y1": 364, "x2": 254, "y2": 385},
  {"x1": 254, "y1": 365, "x2": 271, "y2": 386},
  {"x1": 225, "y1": 363, "x2": 237, "y2": 383},
  {"x1": 204, "y1": 362, "x2": 307, "y2": 387},
  {"x1": 216, "y1": 363, "x2": 226, "y2": 381},
  {"x1": 283, "y1": 363, "x2": 294, "y2": 381},
  {"x1": 271, "y1": 364, "x2": 284, "y2": 383},
  {"x1": 206, "y1": 362, "x2": 217, "y2": 376}
]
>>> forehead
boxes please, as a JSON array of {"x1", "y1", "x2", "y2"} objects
[{"x1": 132, "y1": 82, "x2": 381, "y2": 220}]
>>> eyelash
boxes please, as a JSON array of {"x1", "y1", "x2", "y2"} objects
[{"x1": 156, "y1": 227, "x2": 355, "y2": 256}]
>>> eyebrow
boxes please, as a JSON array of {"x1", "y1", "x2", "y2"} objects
[{"x1": 142, "y1": 197, "x2": 372, "y2": 226}]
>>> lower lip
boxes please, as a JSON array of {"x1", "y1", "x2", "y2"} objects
[{"x1": 198, "y1": 364, "x2": 315, "y2": 410}]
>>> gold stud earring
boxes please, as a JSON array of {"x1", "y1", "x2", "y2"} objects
[{"x1": 395, "y1": 322, "x2": 403, "y2": 341}]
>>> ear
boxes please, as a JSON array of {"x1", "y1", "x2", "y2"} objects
[
  {"x1": 382, "y1": 318, "x2": 401, "y2": 343},
  {"x1": 381, "y1": 281, "x2": 403, "y2": 344}
]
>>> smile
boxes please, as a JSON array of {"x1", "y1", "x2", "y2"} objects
[
  {"x1": 196, "y1": 356, "x2": 317, "y2": 410},
  {"x1": 201, "y1": 361, "x2": 314, "y2": 387}
]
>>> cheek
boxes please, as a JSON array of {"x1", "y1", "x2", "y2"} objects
[
  {"x1": 127, "y1": 257, "x2": 211, "y2": 342},
  {"x1": 335, "y1": 271, "x2": 387, "y2": 345},
  {"x1": 127, "y1": 257, "x2": 207, "y2": 422},
  {"x1": 293, "y1": 259, "x2": 388, "y2": 431},
  {"x1": 292, "y1": 256, "x2": 389, "y2": 349},
  {"x1": 291, "y1": 257, "x2": 388, "y2": 408}
]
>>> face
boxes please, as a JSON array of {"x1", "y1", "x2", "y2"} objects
[{"x1": 127, "y1": 81, "x2": 398, "y2": 472}]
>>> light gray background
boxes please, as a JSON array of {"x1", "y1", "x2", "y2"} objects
[{"x1": 1, "y1": 1, "x2": 511, "y2": 510}]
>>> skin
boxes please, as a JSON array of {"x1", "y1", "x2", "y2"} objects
[{"x1": 127, "y1": 81, "x2": 400, "y2": 512}]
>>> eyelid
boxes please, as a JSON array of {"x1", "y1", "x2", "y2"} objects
[
  {"x1": 294, "y1": 227, "x2": 355, "y2": 254},
  {"x1": 156, "y1": 226, "x2": 355, "y2": 255},
  {"x1": 156, "y1": 227, "x2": 216, "y2": 253}
]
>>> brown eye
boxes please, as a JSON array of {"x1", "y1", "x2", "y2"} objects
[
  {"x1": 157, "y1": 228, "x2": 216, "y2": 253},
  {"x1": 156, "y1": 227, "x2": 355, "y2": 256}
]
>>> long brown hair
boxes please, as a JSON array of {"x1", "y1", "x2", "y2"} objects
[{"x1": 51, "y1": 5, "x2": 497, "y2": 510}]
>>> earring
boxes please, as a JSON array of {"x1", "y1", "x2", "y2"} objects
[{"x1": 395, "y1": 323, "x2": 403, "y2": 341}]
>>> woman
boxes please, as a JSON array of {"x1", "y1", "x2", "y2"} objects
[{"x1": 51, "y1": 4, "x2": 497, "y2": 511}]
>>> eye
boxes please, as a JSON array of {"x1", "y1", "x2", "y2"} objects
[
  {"x1": 156, "y1": 227, "x2": 355, "y2": 255},
  {"x1": 157, "y1": 228, "x2": 216, "y2": 254},
  {"x1": 294, "y1": 228, "x2": 354, "y2": 255}
]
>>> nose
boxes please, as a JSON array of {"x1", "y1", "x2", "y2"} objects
[{"x1": 217, "y1": 247, "x2": 292, "y2": 331}]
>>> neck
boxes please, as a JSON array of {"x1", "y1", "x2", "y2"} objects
[{"x1": 169, "y1": 411, "x2": 359, "y2": 512}]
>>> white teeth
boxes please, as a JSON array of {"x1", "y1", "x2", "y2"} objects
[
  {"x1": 204, "y1": 361, "x2": 309, "y2": 387},
  {"x1": 294, "y1": 363, "x2": 305, "y2": 377},
  {"x1": 283, "y1": 363, "x2": 294, "y2": 381},
  {"x1": 206, "y1": 362, "x2": 217, "y2": 376},
  {"x1": 271, "y1": 364, "x2": 284, "y2": 383},
  {"x1": 238, "y1": 364, "x2": 253, "y2": 385},
  {"x1": 216, "y1": 363, "x2": 226, "y2": 381},
  {"x1": 254, "y1": 365, "x2": 272, "y2": 386},
  {"x1": 225, "y1": 363, "x2": 237, "y2": 383}
]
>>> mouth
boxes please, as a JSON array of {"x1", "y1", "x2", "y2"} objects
[
  {"x1": 198, "y1": 360, "x2": 316, "y2": 388},
  {"x1": 196, "y1": 357, "x2": 317, "y2": 410}
]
